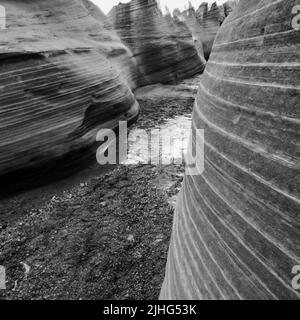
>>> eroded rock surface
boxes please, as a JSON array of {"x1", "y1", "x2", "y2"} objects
[
  {"x1": 109, "y1": 0, "x2": 205, "y2": 85},
  {"x1": 196, "y1": 1, "x2": 237, "y2": 59},
  {"x1": 161, "y1": 0, "x2": 300, "y2": 300},
  {"x1": 0, "y1": 0, "x2": 139, "y2": 180},
  {"x1": 173, "y1": 7, "x2": 206, "y2": 62}
]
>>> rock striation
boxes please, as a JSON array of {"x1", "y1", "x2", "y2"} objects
[
  {"x1": 161, "y1": 0, "x2": 300, "y2": 300},
  {"x1": 109, "y1": 0, "x2": 205, "y2": 85},
  {"x1": 0, "y1": 0, "x2": 140, "y2": 180},
  {"x1": 173, "y1": 7, "x2": 206, "y2": 62}
]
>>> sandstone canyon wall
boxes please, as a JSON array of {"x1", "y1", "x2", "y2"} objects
[
  {"x1": 161, "y1": 0, "x2": 300, "y2": 300},
  {"x1": 196, "y1": 1, "x2": 237, "y2": 59},
  {"x1": 109, "y1": 0, "x2": 205, "y2": 85},
  {"x1": 173, "y1": 7, "x2": 206, "y2": 62},
  {"x1": 0, "y1": 0, "x2": 140, "y2": 180}
]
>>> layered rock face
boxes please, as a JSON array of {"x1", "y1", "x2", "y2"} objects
[
  {"x1": 161, "y1": 0, "x2": 300, "y2": 300},
  {"x1": 173, "y1": 7, "x2": 206, "y2": 62},
  {"x1": 0, "y1": 0, "x2": 139, "y2": 179},
  {"x1": 196, "y1": 1, "x2": 237, "y2": 59},
  {"x1": 109, "y1": 0, "x2": 205, "y2": 85}
]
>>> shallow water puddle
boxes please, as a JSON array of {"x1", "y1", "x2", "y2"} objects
[{"x1": 125, "y1": 115, "x2": 192, "y2": 166}]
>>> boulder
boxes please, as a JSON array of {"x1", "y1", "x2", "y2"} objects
[
  {"x1": 0, "y1": 0, "x2": 140, "y2": 180},
  {"x1": 109, "y1": 0, "x2": 205, "y2": 85},
  {"x1": 161, "y1": 0, "x2": 300, "y2": 300}
]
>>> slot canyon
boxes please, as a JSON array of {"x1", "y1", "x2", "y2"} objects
[{"x1": 0, "y1": 0, "x2": 299, "y2": 301}]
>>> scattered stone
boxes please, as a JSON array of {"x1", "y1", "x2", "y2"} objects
[
  {"x1": 0, "y1": 74, "x2": 196, "y2": 300},
  {"x1": 127, "y1": 235, "x2": 135, "y2": 242},
  {"x1": 20, "y1": 262, "x2": 31, "y2": 280}
]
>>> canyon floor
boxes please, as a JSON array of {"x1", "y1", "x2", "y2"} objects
[{"x1": 0, "y1": 75, "x2": 200, "y2": 300}]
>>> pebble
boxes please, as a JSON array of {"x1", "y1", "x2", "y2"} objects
[{"x1": 127, "y1": 235, "x2": 135, "y2": 242}]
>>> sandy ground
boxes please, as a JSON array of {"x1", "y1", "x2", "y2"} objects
[{"x1": 0, "y1": 75, "x2": 200, "y2": 300}]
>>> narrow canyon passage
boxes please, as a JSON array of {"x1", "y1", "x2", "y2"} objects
[
  {"x1": 0, "y1": 76, "x2": 200, "y2": 300},
  {"x1": 0, "y1": 0, "x2": 298, "y2": 303}
]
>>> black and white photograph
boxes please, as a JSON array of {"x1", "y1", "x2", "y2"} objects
[{"x1": 0, "y1": 0, "x2": 299, "y2": 304}]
